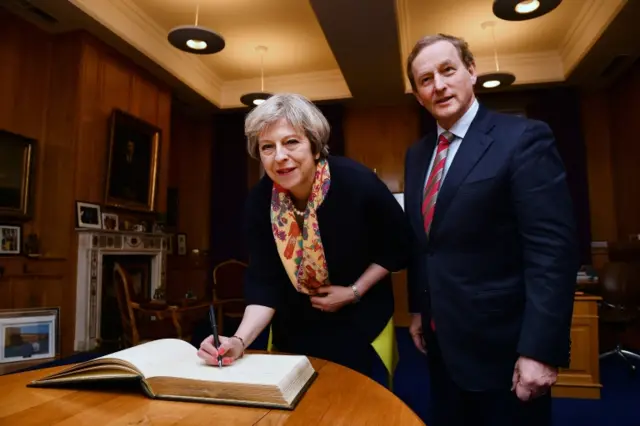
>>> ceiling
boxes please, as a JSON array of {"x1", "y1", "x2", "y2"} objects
[{"x1": 3, "y1": 0, "x2": 637, "y2": 110}]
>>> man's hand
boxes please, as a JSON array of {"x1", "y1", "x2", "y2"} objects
[
  {"x1": 310, "y1": 286, "x2": 355, "y2": 312},
  {"x1": 512, "y1": 356, "x2": 558, "y2": 401},
  {"x1": 409, "y1": 313, "x2": 427, "y2": 355}
]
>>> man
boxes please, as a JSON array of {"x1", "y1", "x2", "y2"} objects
[{"x1": 403, "y1": 34, "x2": 578, "y2": 426}]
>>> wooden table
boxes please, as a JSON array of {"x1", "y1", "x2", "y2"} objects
[{"x1": 0, "y1": 357, "x2": 426, "y2": 425}]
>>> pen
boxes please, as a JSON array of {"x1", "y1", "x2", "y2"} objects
[{"x1": 209, "y1": 304, "x2": 223, "y2": 368}]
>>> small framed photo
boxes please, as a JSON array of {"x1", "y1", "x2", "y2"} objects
[
  {"x1": 102, "y1": 212, "x2": 119, "y2": 231},
  {"x1": 177, "y1": 233, "x2": 187, "y2": 255},
  {"x1": 165, "y1": 234, "x2": 174, "y2": 254},
  {"x1": 0, "y1": 224, "x2": 21, "y2": 255},
  {"x1": 76, "y1": 201, "x2": 102, "y2": 229},
  {"x1": 0, "y1": 307, "x2": 59, "y2": 364}
]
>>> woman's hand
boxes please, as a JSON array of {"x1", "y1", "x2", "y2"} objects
[
  {"x1": 197, "y1": 335, "x2": 244, "y2": 366},
  {"x1": 310, "y1": 285, "x2": 355, "y2": 312}
]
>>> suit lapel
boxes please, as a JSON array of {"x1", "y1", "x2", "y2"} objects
[
  {"x1": 429, "y1": 106, "x2": 495, "y2": 234},
  {"x1": 407, "y1": 132, "x2": 436, "y2": 247}
]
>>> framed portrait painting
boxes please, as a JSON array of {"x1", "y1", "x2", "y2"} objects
[
  {"x1": 0, "y1": 129, "x2": 36, "y2": 221},
  {"x1": 105, "y1": 109, "x2": 161, "y2": 212}
]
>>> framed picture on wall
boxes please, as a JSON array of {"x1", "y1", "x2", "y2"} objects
[
  {"x1": 177, "y1": 233, "x2": 187, "y2": 255},
  {"x1": 0, "y1": 129, "x2": 36, "y2": 221},
  {"x1": 104, "y1": 109, "x2": 161, "y2": 213},
  {"x1": 0, "y1": 224, "x2": 21, "y2": 255},
  {"x1": 0, "y1": 307, "x2": 59, "y2": 364}
]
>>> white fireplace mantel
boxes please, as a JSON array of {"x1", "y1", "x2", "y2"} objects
[{"x1": 74, "y1": 229, "x2": 168, "y2": 352}]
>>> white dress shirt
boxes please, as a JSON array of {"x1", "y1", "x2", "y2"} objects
[{"x1": 423, "y1": 99, "x2": 480, "y2": 188}]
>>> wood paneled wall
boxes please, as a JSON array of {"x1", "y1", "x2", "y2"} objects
[
  {"x1": 344, "y1": 104, "x2": 420, "y2": 192},
  {"x1": 343, "y1": 104, "x2": 420, "y2": 326},
  {"x1": 1, "y1": 11, "x2": 78, "y2": 357},
  {"x1": 0, "y1": 10, "x2": 212, "y2": 356},
  {"x1": 166, "y1": 110, "x2": 214, "y2": 301},
  {"x1": 582, "y1": 61, "x2": 640, "y2": 243}
]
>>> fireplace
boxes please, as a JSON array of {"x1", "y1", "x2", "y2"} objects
[
  {"x1": 74, "y1": 229, "x2": 168, "y2": 352},
  {"x1": 99, "y1": 254, "x2": 153, "y2": 350}
]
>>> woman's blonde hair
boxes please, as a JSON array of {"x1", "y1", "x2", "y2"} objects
[{"x1": 244, "y1": 93, "x2": 331, "y2": 159}]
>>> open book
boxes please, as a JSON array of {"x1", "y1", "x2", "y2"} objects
[{"x1": 27, "y1": 338, "x2": 317, "y2": 410}]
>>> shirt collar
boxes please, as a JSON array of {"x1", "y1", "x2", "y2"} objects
[{"x1": 437, "y1": 98, "x2": 479, "y2": 140}]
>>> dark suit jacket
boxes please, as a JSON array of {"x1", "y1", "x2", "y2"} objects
[
  {"x1": 244, "y1": 155, "x2": 411, "y2": 354},
  {"x1": 404, "y1": 104, "x2": 579, "y2": 391}
]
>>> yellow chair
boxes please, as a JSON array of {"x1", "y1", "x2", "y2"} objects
[
  {"x1": 267, "y1": 317, "x2": 398, "y2": 390},
  {"x1": 371, "y1": 317, "x2": 399, "y2": 391},
  {"x1": 267, "y1": 325, "x2": 275, "y2": 352}
]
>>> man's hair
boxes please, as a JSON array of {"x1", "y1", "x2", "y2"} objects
[{"x1": 406, "y1": 34, "x2": 475, "y2": 92}]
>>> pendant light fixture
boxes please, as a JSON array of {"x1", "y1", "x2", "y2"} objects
[
  {"x1": 475, "y1": 21, "x2": 515, "y2": 90},
  {"x1": 240, "y1": 46, "x2": 272, "y2": 107},
  {"x1": 493, "y1": 0, "x2": 562, "y2": 21},
  {"x1": 168, "y1": 3, "x2": 225, "y2": 55}
]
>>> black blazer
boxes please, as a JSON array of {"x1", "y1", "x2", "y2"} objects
[
  {"x1": 404, "y1": 104, "x2": 579, "y2": 391},
  {"x1": 244, "y1": 156, "x2": 411, "y2": 352}
]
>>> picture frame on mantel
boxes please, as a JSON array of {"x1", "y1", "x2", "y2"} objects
[
  {"x1": 76, "y1": 201, "x2": 102, "y2": 230},
  {"x1": 0, "y1": 129, "x2": 36, "y2": 221},
  {"x1": 104, "y1": 109, "x2": 161, "y2": 213}
]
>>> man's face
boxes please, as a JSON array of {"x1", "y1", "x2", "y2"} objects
[
  {"x1": 411, "y1": 40, "x2": 477, "y2": 129},
  {"x1": 127, "y1": 141, "x2": 134, "y2": 156}
]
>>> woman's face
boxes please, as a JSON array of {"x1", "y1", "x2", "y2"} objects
[{"x1": 258, "y1": 118, "x2": 319, "y2": 201}]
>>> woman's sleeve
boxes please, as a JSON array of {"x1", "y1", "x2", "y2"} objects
[
  {"x1": 242, "y1": 192, "x2": 285, "y2": 310},
  {"x1": 365, "y1": 173, "x2": 412, "y2": 272}
]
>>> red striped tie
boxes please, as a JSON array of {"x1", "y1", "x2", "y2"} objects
[
  {"x1": 422, "y1": 131, "x2": 453, "y2": 234},
  {"x1": 422, "y1": 131, "x2": 453, "y2": 331}
]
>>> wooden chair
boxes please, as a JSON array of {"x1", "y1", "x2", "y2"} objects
[
  {"x1": 113, "y1": 262, "x2": 182, "y2": 347},
  {"x1": 212, "y1": 259, "x2": 247, "y2": 335}
]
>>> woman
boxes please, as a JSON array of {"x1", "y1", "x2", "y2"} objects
[{"x1": 198, "y1": 93, "x2": 410, "y2": 378}]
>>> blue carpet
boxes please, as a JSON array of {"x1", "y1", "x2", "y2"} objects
[
  {"x1": 389, "y1": 327, "x2": 640, "y2": 426},
  {"x1": 8, "y1": 327, "x2": 639, "y2": 426}
]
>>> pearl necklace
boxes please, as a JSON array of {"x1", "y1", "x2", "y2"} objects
[{"x1": 293, "y1": 206, "x2": 305, "y2": 216}]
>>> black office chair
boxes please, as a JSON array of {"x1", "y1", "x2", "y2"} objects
[{"x1": 598, "y1": 261, "x2": 640, "y2": 372}]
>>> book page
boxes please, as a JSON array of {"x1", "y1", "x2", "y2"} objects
[
  {"x1": 96, "y1": 338, "x2": 197, "y2": 375},
  {"x1": 144, "y1": 352, "x2": 311, "y2": 387}
]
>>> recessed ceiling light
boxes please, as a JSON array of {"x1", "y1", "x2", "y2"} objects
[{"x1": 493, "y1": 0, "x2": 562, "y2": 21}]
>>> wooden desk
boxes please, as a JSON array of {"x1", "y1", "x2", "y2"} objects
[
  {"x1": 0, "y1": 357, "x2": 426, "y2": 425},
  {"x1": 392, "y1": 271, "x2": 603, "y2": 399},
  {"x1": 552, "y1": 294, "x2": 602, "y2": 399}
]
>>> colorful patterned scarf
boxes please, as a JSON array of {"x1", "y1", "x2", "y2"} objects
[{"x1": 271, "y1": 159, "x2": 331, "y2": 295}]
